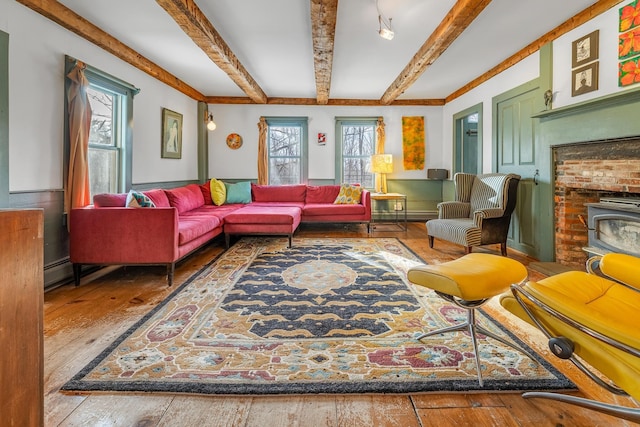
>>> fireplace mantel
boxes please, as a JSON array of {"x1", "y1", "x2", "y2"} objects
[{"x1": 533, "y1": 86, "x2": 640, "y2": 121}]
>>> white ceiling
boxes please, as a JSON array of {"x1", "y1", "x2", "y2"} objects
[{"x1": 57, "y1": 0, "x2": 598, "y2": 101}]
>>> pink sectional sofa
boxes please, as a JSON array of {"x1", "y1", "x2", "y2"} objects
[{"x1": 69, "y1": 182, "x2": 370, "y2": 286}]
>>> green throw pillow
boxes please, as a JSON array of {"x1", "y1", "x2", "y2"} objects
[{"x1": 224, "y1": 181, "x2": 252, "y2": 204}]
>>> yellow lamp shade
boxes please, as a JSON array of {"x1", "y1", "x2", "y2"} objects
[{"x1": 371, "y1": 154, "x2": 393, "y2": 174}]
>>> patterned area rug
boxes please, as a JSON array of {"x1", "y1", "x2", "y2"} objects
[{"x1": 63, "y1": 237, "x2": 575, "y2": 395}]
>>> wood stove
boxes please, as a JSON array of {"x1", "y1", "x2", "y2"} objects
[{"x1": 586, "y1": 197, "x2": 640, "y2": 257}]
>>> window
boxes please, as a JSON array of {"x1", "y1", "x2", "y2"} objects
[
  {"x1": 336, "y1": 118, "x2": 376, "y2": 188},
  {"x1": 266, "y1": 117, "x2": 308, "y2": 185},
  {"x1": 86, "y1": 85, "x2": 120, "y2": 197},
  {"x1": 64, "y1": 57, "x2": 137, "y2": 201}
]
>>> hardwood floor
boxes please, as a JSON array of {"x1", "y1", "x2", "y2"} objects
[{"x1": 44, "y1": 223, "x2": 637, "y2": 426}]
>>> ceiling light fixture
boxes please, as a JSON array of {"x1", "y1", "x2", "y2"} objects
[
  {"x1": 205, "y1": 112, "x2": 217, "y2": 131},
  {"x1": 376, "y1": 0, "x2": 394, "y2": 40}
]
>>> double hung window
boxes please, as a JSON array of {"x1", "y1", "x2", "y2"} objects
[
  {"x1": 335, "y1": 118, "x2": 377, "y2": 188},
  {"x1": 266, "y1": 117, "x2": 308, "y2": 185}
]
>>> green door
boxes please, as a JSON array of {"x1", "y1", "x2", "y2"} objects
[{"x1": 494, "y1": 83, "x2": 541, "y2": 259}]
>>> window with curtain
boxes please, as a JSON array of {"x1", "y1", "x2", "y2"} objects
[
  {"x1": 86, "y1": 85, "x2": 121, "y2": 197},
  {"x1": 266, "y1": 117, "x2": 308, "y2": 185},
  {"x1": 64, "y1": 57, "x2": 137, "y2": 201},
  {"x1": 335, "y1": 118, "x2": 377, "y2": 188}
]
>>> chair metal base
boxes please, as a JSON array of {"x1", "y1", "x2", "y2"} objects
[{"x1": 417, "y1": 301, "x2": 537, "y2": 387}]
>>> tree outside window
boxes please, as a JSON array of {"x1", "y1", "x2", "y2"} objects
[
  {"x1": 267, "y1": 118, "x2": 308, "y2": 185},
  {"x1": 87, "y1": 86, "x2": 119, "y2": 198},
  {"x1": 337, "y1": 120, "x2": 376, "y2": 188}
]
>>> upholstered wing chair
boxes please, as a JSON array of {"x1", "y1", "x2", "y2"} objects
[{"x1": 426, "y1": 173, "x2": 521, "y2": 256}]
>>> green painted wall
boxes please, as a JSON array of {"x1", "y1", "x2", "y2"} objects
[{"x1": 533, "y1": 87, "x2": 640, "y2": 261}]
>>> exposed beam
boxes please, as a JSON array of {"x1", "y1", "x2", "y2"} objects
[
  {"x1": 204, "y1": 96, "x2": 445, "y2": 106},
  {"x1": 446, "y1": 0, "x2": 626, "y2": 102},
  {"x1": 156, "y1": 0, "x2": 267, "y2": 104},
  {"x1": 380, "y1": 0, "x2": 492, "y2": 105},
  {"x1": 310, "y1": 0, "x2": 339, "y2": 105},
  {"x1": 16, "y1": 0, "x2": 205, "y2": 101}
]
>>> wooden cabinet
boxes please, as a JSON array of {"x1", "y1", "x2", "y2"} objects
[{"x1": 0, "y1": 209, "x2": 44, "y2": 426}]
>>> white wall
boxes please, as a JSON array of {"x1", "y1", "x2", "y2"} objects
[
  {"x1": 207, "y1": 104, "x2": 442, "y2": 181},
  {"x1": 1, "y1": 0, "x2": 200, "y2": 192},
  {"x1": 440, "y1": 4, "x2": 636, "y2": 172},
  {"x1": 552, "y1": 6, "x2": 627, "y2": 108}
]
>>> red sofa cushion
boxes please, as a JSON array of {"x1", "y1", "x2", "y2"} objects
[
  {"x1": 177, "y1": 210, "x2": 222, "y2": 245},
  {"x1": 144, "y1": 189, "x2": 170, "y2": 207},
  {"x1": 199, "y1": 181, "x2": 213, "y2": 205},
  {"x1": 251, "y1": 184, "x2": 307, "y2": 203},
  {"x1": 305, "y1": 185, "x2": 341, "y2": 204},
  {"x1": 93, "y1": 193, "x2": 127, "y2": 207},
  {"x1": 224, "y1": 206, "x2": 301, "y2": 224},
  {"x1": 165, "y1": 184, "x2": 205, "y2": 214},
  {"x1": 303, "y1": 203, "x2": 365, "y2": 216}
]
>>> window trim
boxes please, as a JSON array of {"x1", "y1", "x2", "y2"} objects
[
  {"x1": 264, "y1": 116, "x2": 308, "y2": 185},
  {"x1": 0, "y1": 31, "x2": 8, "y2": 207},
  {"x1": 334, "y1": 117, "x2": 378, "y2": 188}
]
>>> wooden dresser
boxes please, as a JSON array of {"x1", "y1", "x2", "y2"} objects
[{"x1": 0, "y1": 209, "x2": 44, "y2": 426}]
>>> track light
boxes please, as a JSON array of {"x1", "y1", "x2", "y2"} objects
[
  {"x1": 376, "y1": 0, "x2": 394, "y2": 40},
  {"x1": 378, "y1": 16, "x2": 394, "y2": 40},
  {"x1": 205, "y1": 112, "x2": 216, "y2": 131}
]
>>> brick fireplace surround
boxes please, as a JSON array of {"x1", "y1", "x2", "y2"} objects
[{"x1": 553, "y1": 137, "x2": 640, "y2": 266}]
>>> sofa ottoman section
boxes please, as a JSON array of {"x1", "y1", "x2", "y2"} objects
[{"x1": 223, "y1": 206, "x2": 302, "y2": 248}]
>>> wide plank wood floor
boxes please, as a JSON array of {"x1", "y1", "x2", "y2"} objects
[{"x1": 44, "y1": 222, "x2": 638, "y2": 426}]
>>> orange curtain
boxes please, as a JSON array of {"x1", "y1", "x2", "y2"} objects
[
  {"x1": 257, "y1": 117, "x2": 268, "y2": 185},
  {"x1": 65, "y1": 62, "x2": 92, "y2": 228},
  {"x1": 375, "y1": 117, "x2": 386, "y2": 193}
]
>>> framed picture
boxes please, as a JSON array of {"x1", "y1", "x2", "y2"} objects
[
  {"x1": 161, "y1": 108, "x2": 182, "y2": 159},
  {"x1": 572, "y1": 62, "x2": 599, "y2": 97},
  {"x1": 317, "y1": 132, "x2": 326, "y2": 145},
  {"x1": 572, "y1": 30, "x2": 599, "y2": 68}
]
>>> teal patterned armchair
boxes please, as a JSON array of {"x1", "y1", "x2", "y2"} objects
[{"x1": 426, "y1": 173, "x2": 520, "y2": 256}]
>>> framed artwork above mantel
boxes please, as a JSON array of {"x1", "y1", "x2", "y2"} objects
[{"x1": 572, "y1": 30, "x2": 599, "y2": 68}]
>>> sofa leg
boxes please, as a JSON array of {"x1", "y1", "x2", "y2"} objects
[
  {"x1": 428, "y1": 236, "x2": 434, "y2": 248},
  {"x1": 288, "y1": 234, "x2": 292, "y2": 248},
  {"x1": 465, "y1": 246, "x2": 472, "y2": 254},
  {"x1": 501, "y1": 242, "x2": 508, "y2": 256},
  {"x1": 225, "y1": 234, "x2": 231, "y2": 249},
  {"x1": 167, "y1": 263, "x2": 175, "y2": 287},
  {"x1": 72, "y1": 264, "x2": 82, "y2": 286}
]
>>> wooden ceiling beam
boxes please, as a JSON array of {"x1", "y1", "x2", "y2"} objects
[
  {"x1": 156, "y1": 0, "x2": 267, "y2": 104},
  {"x1": 310, "y1": 0, "x2": 339, "y2": 105},
  {"x1": 380, "y1": 0, "x2": 492, "y2": 105},
  {"x1": 204, "y1": 96, "x2": 445, "y2": 106},
  {"x1": 16, "y1": 0, "x2": 205, "y2": 101},
  {"x1": 446, "y1": 0, "x2": 626, "y2": 102}
]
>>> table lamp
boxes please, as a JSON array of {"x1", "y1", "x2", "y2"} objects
[{"x1": 371, "y1": 154, "x2": 393, "y2": 193}]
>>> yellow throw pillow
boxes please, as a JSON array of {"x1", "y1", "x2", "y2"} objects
[
  {"x1": 210, "y1": 178, "x2": 227, "y2": 206},
  {"x1": 333, "y1": 183, "x2": 363, "y2": 204}
]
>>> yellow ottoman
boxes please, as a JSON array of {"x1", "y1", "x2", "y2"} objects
[{"x1": 407, "y1": 253, "x2": 533, "y2": 386}]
